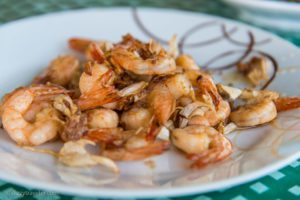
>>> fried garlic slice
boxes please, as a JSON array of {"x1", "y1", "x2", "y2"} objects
[{"x1": 59, "y1": 139, "x2": 119, "y2": 173}]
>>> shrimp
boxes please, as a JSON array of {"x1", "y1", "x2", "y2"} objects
[
  {"x1": 69, "y1": 38, "x2": 94, "y2": 53},
  {"x1": 171, "y1": 125, "x2": 232, "y2": 168},
  {"x1": 78, "y1": 86, "x2": 120, "y2": 111},
  {"x1": 78, "y1": 63, "x2": 120, "y2": 111},
  {"x1": 87, "y1": 108, "x2": 119, "y2": 129},
  {"x1": 83, "y1": 128, "x2": 133, "y2": 146},
  {"x1": 164, "y1": 74, "x2": 195, "y2": 99},
  {"x1": 148, "y1": 83, "x2": 176, "y2": 125},
  {"x1": 85, "y1": 43, "x2": 105, "y2": 63},
  {"x1": 188, "y1": 101, "x2": 230, "y2": 127},
  {"x1": 78, "y1": 62, "x2": 148, "y2": 111},
  {"x1": 85, "y1": 42, "x2": 113, "y2": 62},
  {"x1": 186, "y1": 73, "x2": 230, "y2": 126},
  {"x1": 101, "y1": 133, "x2": 170, "y2": 161},
  {"x1": 102, "y1": 141, "x2": 169, "y2": 161},
  {"x1": 196, "y1": 74, "x2": 222, "y2": 106},
  {"x1": 120, "y1": 107, "x2": 152, "y2": 130},
  {"x1": 1, "y1": 85, "x2": 66, "y2": 146},
  {"x1": 230, "y1": 100, "x2": 277, "y2": 127},
  {"x1": 32, "y1": 55, "x2": 80, "y2": 87},
  {"x1": 111, "y1": 38, "x2": 176, "y2": 75},
  {"x1": 79, "y1": 62, "x2": 114, "y2": 94}
]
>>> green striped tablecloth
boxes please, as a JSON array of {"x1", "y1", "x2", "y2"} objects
[{"x1": 0, "y1": 0, "x2": 299, "y2": 199}]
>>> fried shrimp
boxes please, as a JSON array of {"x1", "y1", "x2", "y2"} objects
[
  {"x1": 78, "y1": 64, "x2": 119, "y2": 111},
  {"x1": 230, "y1": 100, "x2": 277, "y2": 127},
  {"x1": 188, "y1": 100, "x2": 230, "y2": 127},
  {"x1": 102, "y1": 138, "x2": 170, "y2": 161},
  {"x1": 79, "y1": 62, "x2": 114, "y2": 94},
  {"x1": 120, "y1": 107, "x2": 152, "y2": 130},
  {"x1": 87, "y1": 108, "x2": 119, "y2": 129},
  {"x1": 4, "y1": 34, "x2": 300, "y2": 172},
  {"x1": 1, "y1": 85, "x2": 65, "y2": 145},
  {"x1": 196, "y1": 74, "x2": 222, "y2": 107},
  {"x1": 111, "y1": 37, "x2": 176, "y2": 75},
  {"x1": 83, "y1": 128, "x2": 132, "y2": 145},
  {"x1": 171, "y1": 126, "x2": 232, "y2": 168},
  {"x1": 33, "y1": 55, "x2": 80, "y2": 87},
  {"x1": 184, "y1": 73, "x2": 230, "y2": 127}
]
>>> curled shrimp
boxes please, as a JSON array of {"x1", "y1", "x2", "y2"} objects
[
  {"x1": 101, "y1": 133, "x2": 170, "y2": 161},
  {"x1": 32, "y1": 55, "x2": 80, "y2": 87},
  {"x1": 83, "y1": 126, "x2": 168, "y2": 160},
  {"x1": 186, "y1": 73, "x2": 230, "y2": 126},
  {"x1": 1, "y1": 85, "x2": 66, "y2": 146},
  {"x1": 171, "y1": 125, "x2": 232, "y2": 168},
  {"x1": 188, "y1": 101, "x2": 230, "y2": 127},
  {"x1": 78, "y1": 62, "x2": 148, "y2": 111},
  {"x1": 230, "y1": 100, "x2": 277, "y2": 127},
  {"x1": 111, "y1": 37, "x2": 176, "y2": 75}
]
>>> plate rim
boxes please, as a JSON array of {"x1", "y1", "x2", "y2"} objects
[
  {"x1": 224, "y1": 0, "x2": 300, "y2": 14},
  {"x1": 0, "y1": 7, "x2": 300, "y2": 198}
]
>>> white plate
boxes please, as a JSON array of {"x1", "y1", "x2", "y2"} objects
[
  {"x1": 0, "y1": 8, "x2": 300, "y2": 198},
  {"x1": 223, "y1": 0, "x2": 300, "y2": 32}
]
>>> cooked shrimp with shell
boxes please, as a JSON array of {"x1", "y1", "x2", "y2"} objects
[{"x1": 2, "y1": 34, "x2": 300, "y2": 173}]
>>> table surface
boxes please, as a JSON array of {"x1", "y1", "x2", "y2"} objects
[{"x1": 0, "y1": 0, "x2": 299, "y2": 200}]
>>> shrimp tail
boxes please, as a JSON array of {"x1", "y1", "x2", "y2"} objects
[
  {"x1": 69, "y1": 38, "x2": 93, "y2": 53},
  {"x1": 77, "y1": 86, "x2": 120, "y2": 111},
  {"x1": 78, "y1": 69, "x2": 119, "y2": 110},
  {"x1": 32, "y1": 69, "x2": 50, "y2": 84},
  {"x1": 149, "y1": 84, "x2": 176, "y2": 125},
  {"x1": 89, "y1": 43, "x2": 105, "y2": 63},
  {"x1": 83, "y1": 128, "x2": 125, "y2": 144},
  {"x1": 146, "y1": 120, "x2": 160, "y2": 141},
  {"x1": 187, "y1": 135, "x2": 232, "y2": 168},
  {"x1": 197, "y1": 75, "x2": 222, "y2": 107},
  {"x1": 274, "y1": 97, "x2": 300, "y2": 112},
  {"x1": 29, "y1": 84, "x2": 68, "y2": 101},
  {"x1": 102, "y1": 140, "x2": 170, "y2": 161}
]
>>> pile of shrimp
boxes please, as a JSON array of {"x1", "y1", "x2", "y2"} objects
[{"x1": 1, "y1": 34, "x2": 300, "y2": 172}]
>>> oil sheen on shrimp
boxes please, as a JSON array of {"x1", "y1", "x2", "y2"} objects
[
  {"x1": 171, "y1": 125, "x2": 232, "y2": 168},
  {"x1": 230, "y1": 100, "x2": 277, "y2": 127}
]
